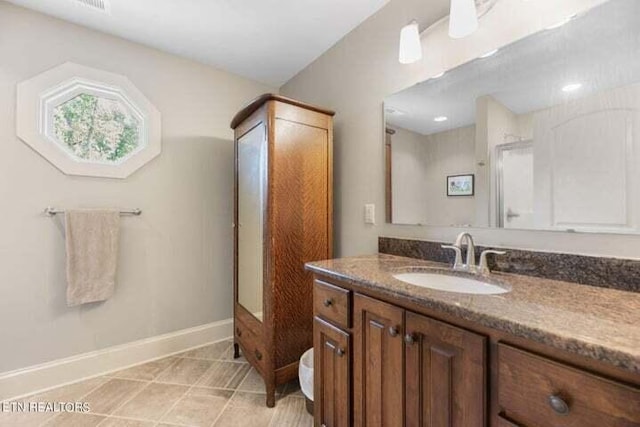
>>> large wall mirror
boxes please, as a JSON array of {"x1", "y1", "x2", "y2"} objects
[{"x1": 384, "y1": 0, "x2": 640, "y2": 235}]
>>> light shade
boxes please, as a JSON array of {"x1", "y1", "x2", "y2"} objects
[
  {"x1": 449, "y1": 0, "x2": 479, "y2": 39},
  {"x1": 399, "y1": 21, "x2": 422, "y2": 64}
]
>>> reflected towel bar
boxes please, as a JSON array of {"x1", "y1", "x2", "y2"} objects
[{"x1": 44, "y1": 207, "x2": 142, "y2": 216}]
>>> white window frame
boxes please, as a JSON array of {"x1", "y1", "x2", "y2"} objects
[{"x1": 17, "y1": 62, "x2": 161, "y2": 179}]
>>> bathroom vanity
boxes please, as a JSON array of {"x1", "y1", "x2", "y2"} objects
[
  {"x1": 307, "y1": 1, "x2": 640, "y2": 424},
  {"x1": 306, "y1": 254, "x2": 640, "y2": 427}
]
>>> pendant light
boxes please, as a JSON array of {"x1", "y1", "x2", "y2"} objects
[
  {"x1": 398, "y1": 1, "x2": 498, "y2": 64},
  {"x1": 398, "y1": 20, "x2": 422, "y2": 64},
  {"x1": 449, "y1": 0, "x2": 479, "y2": 39}
]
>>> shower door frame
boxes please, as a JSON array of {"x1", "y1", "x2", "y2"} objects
[{"x1": 495, "y1": 139, "x2": 533, "y2": 228}]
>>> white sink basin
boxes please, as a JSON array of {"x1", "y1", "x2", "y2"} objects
[{"x1": 393, "y1": 272, "x2": 510, "y2": 295}]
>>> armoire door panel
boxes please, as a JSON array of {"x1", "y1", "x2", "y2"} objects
[
  {"x1": 314, "y1": 317, "x2": 351, "y2": 427},
  {"x1": 271, "y1": 118, "x2": 330, "y2": 368},
  {"x1": 405, "y1": 311, "x2": 486, "y2": 427},
  {"x1": 353, "y1": 293, "x2": 404, "y2": 427},
  {"x1": 236, "y1": 123, "x2": 266, "y2": 320}
]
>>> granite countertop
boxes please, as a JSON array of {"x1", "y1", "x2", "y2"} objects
[{"x1": 306, "y1": 254, "x2": 640, "y2": 375}]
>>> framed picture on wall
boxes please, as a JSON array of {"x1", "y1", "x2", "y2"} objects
[{"x1": 447, "y1": 174, "x2": 474, "y2": 196}]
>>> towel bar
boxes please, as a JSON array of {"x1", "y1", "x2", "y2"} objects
[{"x1": 44, "y1": 207, "x2": 142, "y2": 216}]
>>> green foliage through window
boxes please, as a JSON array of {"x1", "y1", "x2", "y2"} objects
[{"x1": 53, "y1": 93, "x2": 141, "y2": 162}]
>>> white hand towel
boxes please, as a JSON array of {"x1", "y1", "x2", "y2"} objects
[{"x1": 65, "y1": 210, "x2": 120, "y2": 306}]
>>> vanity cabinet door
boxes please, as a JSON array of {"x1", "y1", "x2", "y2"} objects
[
  {"x1": 314, "y1": 316, "x2": 351, "y2": 427},
  {"x1": 404, "y1": 311, "x2": 487, "y2": 427},
  {"x1": 353, "y1": 294, "x2": 404, "y2": 427}
]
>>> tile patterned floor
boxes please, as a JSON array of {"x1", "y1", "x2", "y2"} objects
[{"x1": 0, "y1": 340, "x2": 313, "y2": 427}]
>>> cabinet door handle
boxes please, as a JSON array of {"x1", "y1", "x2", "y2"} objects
[
  {"x1": 336, "y1": 348, "x2": 345, "y2": 357},
  {"x1": 323, "y1": 298, "x2": 333, "y2": 307},
  {"x1": 404, "y1": 333, "x2": 416, "y2": 345},
  {"x1": 254, "y1": 350, "x2": 263, "y2": 361},
  {"x1": 388, "y1": 326, "x2": 399, "y2": 337},
  {"x1": 548, "y1": 394, "x2": 570, "y2": 415}
]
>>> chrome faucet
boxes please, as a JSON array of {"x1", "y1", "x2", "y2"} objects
[
  {"x1": 442, "y1": 232, "x2": 505, "y2": 274},
  {"x1": 456, "y1": 232, "x2": 476, "y2": 269}
]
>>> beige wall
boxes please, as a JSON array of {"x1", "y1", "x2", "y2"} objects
[
  {"x1": 389, "y1": 126, "x2": 429, "y2": 225},
  {"x1": 0, "y1": 2, "x2": 274, "y2": 372},
  {"x1": 390, "y1": 125, "x2": 476, "y2": 226},
  {"x1": 281, "y1": 0, "x2": 640, "y2": 259},
  {"x1": 423, "y1": 125, "x2": 476, "y2": 227}
]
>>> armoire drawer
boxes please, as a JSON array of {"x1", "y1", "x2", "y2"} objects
[
  {"x1": 235, "y1": 317, "x2": 267, "y2": 371},
  {"x1": 313, "y1": 279, "x2": 351, "y2": 329},
  {"x1": 498, "y1": 343, "x2": 640, "y2": 427}
]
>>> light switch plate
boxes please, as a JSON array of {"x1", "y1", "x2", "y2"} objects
[{"x1": 364, "y1": 204, "x2": 375, "y2": 224}]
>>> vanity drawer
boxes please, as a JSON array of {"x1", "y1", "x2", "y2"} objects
[
  {"x1": 314, "y1": 279, "x2": 351, "y2": 329},
  {"x1": 498, "y1": 343, "x2": 640, "y2": 427}
]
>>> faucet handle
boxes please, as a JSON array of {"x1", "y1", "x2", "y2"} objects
[
  {"x1": 479, "y1": 249, "x2": 506, "y2": 274},
  {"x1": 441, "y1": 245, "x2": 464, "y2": 270}
]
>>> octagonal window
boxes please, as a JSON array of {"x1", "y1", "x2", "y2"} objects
[
  {"x1": 17, "y1": 63, "x2": 161, "y2": 179},
  {"x1": 52, "y1": 93, "x2": 142, "y2": 163}
]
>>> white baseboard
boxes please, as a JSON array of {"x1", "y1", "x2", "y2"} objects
[{"x1": 0, "y1": 318, "x2": 233, "y2": 400}]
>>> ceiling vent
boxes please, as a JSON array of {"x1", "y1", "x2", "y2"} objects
[{"x1": 73, "y1": 0, "x2": 111, "y2": 14}]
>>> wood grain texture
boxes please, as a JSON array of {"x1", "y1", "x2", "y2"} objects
[
  {"x1": 314, "y1": 316, "x2": 351, "y2": 427},
  {"x1": 496, "y1": 415, "x2": 522, "y2": 427},
  {"x1": 270, "y1": 115, "x2": 330, "y2": 369},
  {"x1": 353, "y1": 294, "x2": 404, "y2": 427},
  {"x1": 405, "y1": 311, "x2": 486, "y2": 427},
  {"x1": 233, "y1": 97, "x2": 333, "y2": 408},
  {"x1": 275, "y1": 101, "x2": 332, "y2": 130},
  {"x1": 315, "y1": 273, "x2": 640, "y2": 427},
  {"x1": 498, "y1": 344, "x2": 640, "y2": 427},
  {"x1": 314, "y1": 279, "x2": 352, "y2": 330},
  {"x1": 234, "y1": 306, "x2": 267, "y2": 375},
  {"x1": 230, "y1": 93, "x2": 335, "y2": 129}
]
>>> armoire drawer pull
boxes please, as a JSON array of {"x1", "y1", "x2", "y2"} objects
[
  {"x1": 254, "y1": 350, "x2": 263, "y2": 361},
  {"x1": 323, "y1": 298, "x2": 333, "y2": 307},
  {"x1": 336, "y1": 348, "x2": 345, "y2": 357},
  {"x1": 389, "y1": 326, "x2": 399, "y2": 337},
  {"x1": 404, "y1": 333, "x2": 416, "y2": 345},
  {"x1": 236, "y1": 328, "x2": 242, "y2": 337}
]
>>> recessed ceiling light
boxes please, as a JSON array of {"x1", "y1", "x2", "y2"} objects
[
  {"x1": 546, "y1": 14, "x2": 577, "y2": 30},
  {"x1": 432, "y1": 71, "x2": 446, "y2": 79},
  {"x1": 562, "y1": 83, "x2": 582, "y2": 92},
  {"x1": 479, "y1": 49, "x2": 499, "y2": 59},
  {"x1": 434, "y1": 116, "x2": 448, "y2": 122}
]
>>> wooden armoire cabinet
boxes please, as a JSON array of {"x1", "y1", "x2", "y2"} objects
[{"x1": 230, "y1": 94, "x2": 334, "y2": 407}]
